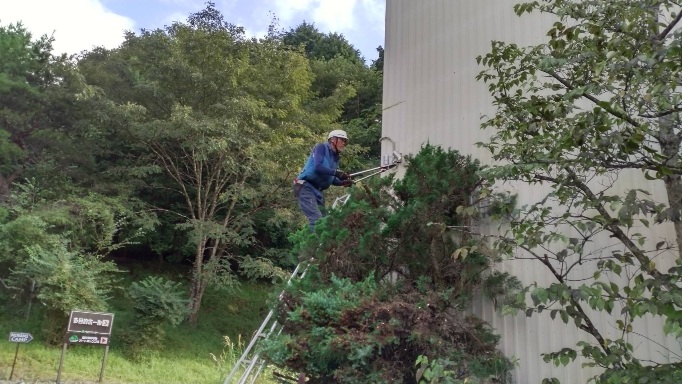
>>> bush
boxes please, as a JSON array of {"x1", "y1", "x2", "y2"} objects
[
  {"x1": 265, "y1": 145, "x2": 520, "y2": 383},
  {"x1": 122, "y1": 276, "x2": 188, "y2": 360},
  {"x1": 10, "y1": 238, "x2": 120, "y2": 343}
]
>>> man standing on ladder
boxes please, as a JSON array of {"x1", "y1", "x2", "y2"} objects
[{"x1": 293, "y1": 130, "x2": 353, "y2": 232}]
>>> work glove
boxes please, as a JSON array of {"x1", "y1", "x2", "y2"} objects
[
  {"x1": 335, "y1": 170, "x2": 351, "y2": 180},
  {"x1": 341, "y1": 179, "x2": 354, "y2": 188}
]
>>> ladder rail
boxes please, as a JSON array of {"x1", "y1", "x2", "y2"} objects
[
  {"x1": 224, "y1": 261, "x2": 310, "y2": 384},
  {"x1": 225, "y1": 157, "x2": 402, "y2": 383},
  {"x1": 247, "y1": 321, "x2": 287, "y2": 384}
]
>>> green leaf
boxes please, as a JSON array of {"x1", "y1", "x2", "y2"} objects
[
  {"x1": 531, "y1": 287, "x2": 549, "y2": 305},
  {"x1": 560, "y1": 354, "x2": 570, "y2": 366},
  {"x1": 560, "y1": 310, "x2": 569, "y2": 324}
]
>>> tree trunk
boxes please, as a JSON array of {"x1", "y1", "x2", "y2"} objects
[
  {"x1": 0, "y1": 170, "x2": 19, "y2": 201},
  {"x1": 188, "y1": 277, "x2": 208, "y2": 326},
  {"x1": 663, "y1": 175, "x2": 682, "y2": 259},
  {"x1": 0, "y1": 173, "x2": 8, "y2": 197},
  {"x1": 658, "y1": 111, "x2": 682, "y2": 259},
  {"x1": 188, "y1": 239, "x2": 208, "y2": 326},
  {"x1": 654, "y1": 5, "x2": 682, "y2": 259}
]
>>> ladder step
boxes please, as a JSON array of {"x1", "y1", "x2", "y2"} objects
[{"x1": 223, "y1": 260, "x2": 311, "y2": 384}]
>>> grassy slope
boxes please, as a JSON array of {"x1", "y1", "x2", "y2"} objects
[{"x1": 0, "y1": 267, "x2": 283, "y2": 384}]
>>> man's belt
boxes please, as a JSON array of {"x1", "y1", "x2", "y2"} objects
[{"x1": 293, "y1": 178, "x2": 323, "y2": 191}]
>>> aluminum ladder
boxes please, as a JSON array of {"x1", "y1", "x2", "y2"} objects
[
  {"x1": 222, "y1": 260, "x2": 310, "y2": 384},
  {"x1": 223, "y1": 196, "x2": 353, "y2": 384},
  {"x1": 224, "y1": 154, "x2": 402, "y2": 383}
]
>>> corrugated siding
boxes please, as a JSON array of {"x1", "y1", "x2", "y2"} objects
[
  {"x1": 382, "y1": 1, "x2": 682, "y2": 383},
  {"x1": 383, "y1": 0, "x2": 553, "y2": 164}
]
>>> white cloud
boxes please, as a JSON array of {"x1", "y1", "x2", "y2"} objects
[
  {"x1": 263, "y1": 0, "x2": 384, "y2": 61},
  {"x1": 162, "y1": 11, "x2": 189, "y2": 26},
  {"x1": 272, "y1": 0, "x2": 386, "y2": 33},
  {"x1": 0, "y1": 0, "x2": 134, "y2": 55},
  {"x1": 271, "y1": 0, "x2": 360, "y2": 34},
  {"x1": 311, "y1": 0, "x2": 358, "y2": 32},
  {"x1": 360, "y1": 0, "x2": 385, "y2": 31},
  {"x1": 272, "y1": 0, "x2": 316, "y2": 23},
  {"x1": 157, "y1": 0, "x2": 195, "y2": 4}
]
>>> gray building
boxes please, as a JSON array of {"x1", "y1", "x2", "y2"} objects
[{"x1": 381, "y1": 1, "x2": 682, "y2": 382}]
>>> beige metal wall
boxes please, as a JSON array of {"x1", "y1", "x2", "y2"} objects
[{"x1": 382, "y1": 1, "x2": 682, "y2": 383}]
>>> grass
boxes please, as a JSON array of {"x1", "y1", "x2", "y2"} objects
[{"x1": 0, "y1": 267, "x2": 287, "y2": 384}]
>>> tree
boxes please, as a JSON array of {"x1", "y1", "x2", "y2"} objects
[
  {"x1": 0, "y1": 21, "x2": 119, "y2": 203},
  {"x1": 10, "y1": 238, "x2": 120, "y2": 343},
  {"x1": 281, "y1": 23, "x2": 384, "y2": 164},
  {"x1": 476, "y1": 1, "x2": 682, "y2": 382},
  {"x1": 0, "y1": 179, "x2": 142, "y2": 342},
  {"x1": 371, "y1": 46, "x2": 385, "y2": 72},
  {"x1": 0, "y1": 22, "x2": 63, "y2": 197},
  {"x1": 281, "y1": 22, "x2": 364, "y2": 64},
  {"x1": 84, "y1": 3, "x2": 349, "y2": 325},
  {"x1": 123, "y1": 276, "x2": 189, "y2": 360},
  {"x1": 263, "y1": 145, "x2": 521, "y2": 383}
]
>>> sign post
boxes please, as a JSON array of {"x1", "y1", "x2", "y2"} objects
[
  {"x1": 8, "y1": 332, "x2": 33, "y2": 380},
  {"x1": 57, "y1": 310, "x2": 114, "y2": 384}
]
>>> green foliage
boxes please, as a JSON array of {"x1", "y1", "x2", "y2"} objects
[
  {"x1": 0, "y1": 5, "x2": 384, "y2": 379},
  {"x1": 128, "y1": 276, "x2": 188, "y2": 325},
  {"x1": 0, "y1": 213, "x2": 55, "y2": 265},
  {"x1": 416, "y1": 355, "x2": 455, "y2": 384},
  {"x1": 280, "y1": 22, "x2": 363, "y2": 64},
  {"x1": 477, "y1": 0, "x2": 682, "y2": 382},
  {"x1": 416, "y1": 354, "x2": 511, "y2": 384},
  {"x1": 75, "y1": 3, "x2": 348, "y2": 323},
  {"x1": 265, "y1": 275, "x2": 512, "y2": 384},
  {"x1": 10, "y1": 238, "x2": 120, "y2": 343},
  {"x1": 266, "y1": 145, "x2": 519, "y2": 383},
  {"x1": 123, "y1": 276, "x2": 189, "y2": 360},
  {"x1": 0, "y1": 22, "x2": 49, "y2": 194},
  {"x1": 0, "y1": 181, "x2": 144, "y2": 344},
  {"x1": 0, "y1": 185, "x2": 145, "y2": 268},
  {"x1": 0, "y1": 22, "x2": 93, "y2": 198},
  {"x1": 280, "y1": 22, "x2": 383, "y2": 164},
  {"x1": 0, "y1": 276, "x2": 276, "y2": 384}
]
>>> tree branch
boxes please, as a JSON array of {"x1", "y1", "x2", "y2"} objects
[
  {"x1": 545, "y1": 70, "x2": 641, "y2": 128},
  {"x1": 639, "y1": 105, "x2": 682, "y2": 119},
  {"x1": 657, "y1": 10, "x2": 682, "y2": 41},
  {"x1": 0, "y1": 278, "x2": 23, "y2": 291},
  {"x1": 561, "y1": 168, "x2": 663, "y2": 278},
  {"x1": 498, "y1": 236, "x2": 615, "y2": 356}
]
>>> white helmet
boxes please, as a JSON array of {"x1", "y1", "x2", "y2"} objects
[{"x1": 327, "y1": 129, "x2": 349, "y2": 141}]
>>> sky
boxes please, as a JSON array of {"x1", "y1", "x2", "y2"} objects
[{"x1": 0, "y1": 0, "x2": 385, "y2": 63}]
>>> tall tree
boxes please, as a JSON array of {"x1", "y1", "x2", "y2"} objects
[
  {"x1": 0, "y1": 23, "x2": 69, "y2": 197},
  {"x1": 281, "y1": 23, "x2": 384, "y2": 164},
  {"x1": 82, "y1": 3, "x2": 349, "y2": 324},
  {"x1": 477, "y1": 1, "x2": 682, "y2": 382},
  {"x1": 281, "y1": 21, "x2": 364, "y2": 64}
]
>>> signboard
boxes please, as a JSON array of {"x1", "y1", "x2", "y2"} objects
[
  {"x1": 59, "y1": 310, "x2": 115, "y2": 383},
  {"x1": 9, "y1": 332, "x2": 33, "y2": 380},
  {"x1": 9, "y1": 332, "x2": 33, "y2": 343},
  {"x1": 67, "y1": 333, "x2": 110, "y2": 345},
  {"x1": 67, "y1": 310, "x2": 114, "y2": 335}
]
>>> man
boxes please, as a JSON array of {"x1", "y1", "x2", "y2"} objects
[{"x1": 294, "y1": 130, "x2": 353, "y2": 231}]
